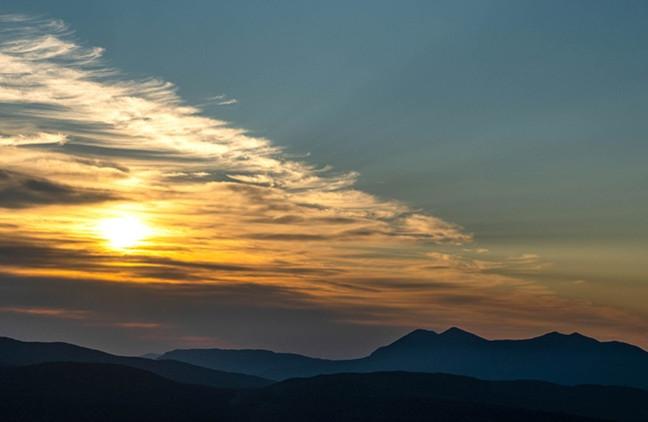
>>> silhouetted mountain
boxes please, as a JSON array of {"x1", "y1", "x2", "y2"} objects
[
  {"x1": 0, "y1": 336, "x2": 270, "y2": 388},
  {"x1": 363, "y1": 328, "x2": 648, "y2": 389},
  {"x1": 2, "y1": 363, "x2": 647, "y2": 421},
  {"x1": 160, "y1": 347, "x2": 344, "y2": 380},
  {"x1": 161, "y1": 327, "x2": 648, "y2": 389}
]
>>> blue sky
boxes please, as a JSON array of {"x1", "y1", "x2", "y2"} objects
[
  {"x1": 10, "y1": 0, "x2": 644, "y2": 233},
  {"x1": 1, "y1": 1, "x2": 646, "y2": 354}
]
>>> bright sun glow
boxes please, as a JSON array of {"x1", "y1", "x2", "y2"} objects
[{"x1": 97, "y1": 215, "x2": 151, "y2": 250}]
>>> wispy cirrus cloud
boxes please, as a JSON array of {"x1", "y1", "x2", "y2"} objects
[
  {"x1": 0, "y1": 14, "x2": 468, "y2": 243},
  {"x1": 200, "y1": 94, "x2": 239, "y2": 106}
]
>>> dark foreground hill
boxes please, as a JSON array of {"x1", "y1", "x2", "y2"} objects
[
  {"x1": 0, "y1": 336, "x2": 270, "y2": 388},
  {"x1": 253, "y1": 372, "x2": 648, "y2": 422},
  {"x1": 2, "y1": 363, "x2": 648, "y2": 422},
  {"x1": 161, "y1": 327, "x2": 648, "y2": 389},
  {"x1": 0, "y1": 363, "x2": 230, "y2": 422}
]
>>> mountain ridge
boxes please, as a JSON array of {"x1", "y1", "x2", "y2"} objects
[
  {"x1": 0, "y1": 336, "x2": 271, "y2": 388},
  {"x1": 159, "y1": 328, "x2": 648, "y2": 388}
]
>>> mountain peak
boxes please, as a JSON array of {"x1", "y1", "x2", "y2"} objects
[
  {"x1": 440, "y1": 327, "x2": 485, "y2": 342},
  {"x1": 374, "y1": 327, "x2": 484, "y2": 355},
  {"x1": 442, "y1": 326, "x2": 472, "y2": 336},
  {"x1": 534, "y1": 331, "x2": 599, "y2": 345},
  {"x1": 403, "y1": 327, "x2": 483, "y2": 338},
  {"x1": 406, "y1": 328, "x2": 438, "y2": 338}
]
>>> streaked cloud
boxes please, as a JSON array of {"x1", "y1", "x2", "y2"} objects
[
  {"x1": 201, "y1": 95, "x2": 239, "y2": 106},
  {"x1": 0, "y1": 305, "x2": 89, "y2": 320},
  {"x1": 0, "y1": 169, "x2": 116, "y2": 208},
  {"x1": 0, "y1": 132, "x2": 67, "y2": 146}
]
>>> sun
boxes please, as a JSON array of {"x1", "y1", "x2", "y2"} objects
[{"x1": 97, "y1": 214, "x2": 151, "y2": 250}]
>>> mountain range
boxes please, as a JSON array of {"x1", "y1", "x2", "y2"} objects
[
  {"x1": 0, "y1": 336, "x2": 270, "y2": 388},
  {"x1": 2, "y1": 328, "x2": 648, "y2": 421},
  {"x1": 160, "y1": 327, "x2": 648, "y2": 389}
]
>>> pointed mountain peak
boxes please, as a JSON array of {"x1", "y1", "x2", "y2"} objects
[
  {"x1": 442, "y1": 326, "x2": 470, "y2": 335},
  {"x1": 440, "y1": 327, "x2": 484, "y2": 341},
  {"x1": 566, "y1": 332, "x2": 599, "y2": 343},
  {"x1": 568, "y1": 331, "x2": 592, "y2": 339},
  {"x1": 406, "y1": 328, "x2": 438, "y2": 338},
  {"x1": 389, "y1": 329, "x2": 438, "y2": 344},
  {"x1": 370, "y1": 329, "x2": 438, "y2": 354}
]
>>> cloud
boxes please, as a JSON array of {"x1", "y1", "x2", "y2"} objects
[
  {"x1": 0, "y1": 169, "x2": 115, "y2": 208},
  {"x1": 0, "y1": 305, "x2": 89, "y2": 320},
  {"x1": 201, "y1": 94, "x2": 239, "y2": 106},
  {"x1": 217, "y1": 98, "x2": 238, "y2": 106},
  {"x1": 0, "y1": 132, "x2": 67, "y2": 146},
  {"x1": 0, "y1": 14, "x2": 469, "y2": 243}
]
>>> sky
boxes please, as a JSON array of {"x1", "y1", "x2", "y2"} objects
[{"x1": 0, "y1": 0, "x2": 646, "y2": 357}]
